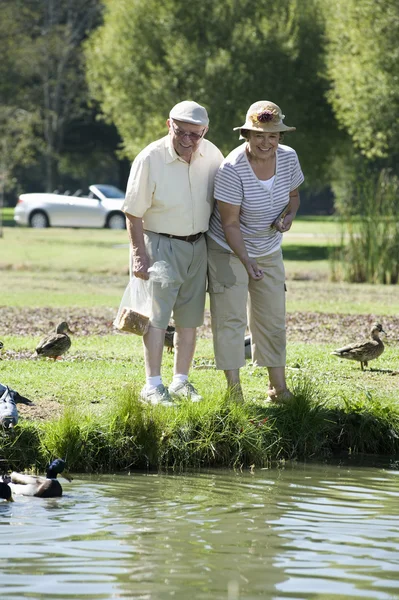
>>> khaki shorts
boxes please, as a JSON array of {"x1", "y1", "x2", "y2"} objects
[
  {"x1": 207, "y1": 235, "x2": 286, "y2": 370},
  {"x1": 144, "y1": 231, "x2": 207, "y2": 329}
]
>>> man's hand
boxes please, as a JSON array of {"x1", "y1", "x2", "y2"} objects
[{"x1": 133, "y1": 252, "x2": 150, "y2": 280}]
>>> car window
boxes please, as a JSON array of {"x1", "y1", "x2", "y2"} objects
[{"x1": 94, "y1": 184, "x2": 125, "y2": 198}]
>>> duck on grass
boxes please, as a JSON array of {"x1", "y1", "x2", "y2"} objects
[
  {"x1": 35, "y1": 321, "x2": 73, "y2": 360},
  {"x1": 331, "y1": 323, "x2": 385, "y2": 371}
]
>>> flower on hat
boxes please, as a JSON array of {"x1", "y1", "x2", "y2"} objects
[{"x1": 250, "y1": 105, "x2": 283, "y2": 127}]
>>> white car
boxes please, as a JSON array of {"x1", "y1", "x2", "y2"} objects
[{"x1": 14, "y1": 184, "x2": 126, "y2": 229}]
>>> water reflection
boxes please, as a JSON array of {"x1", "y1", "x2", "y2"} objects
[{"x1": 0, "y1": 462, "x2": 398, "y2": 599}]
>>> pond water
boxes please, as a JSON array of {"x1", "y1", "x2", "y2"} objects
[{"x1": 1, "y1": 461, "x2": 399, "y2": 599}]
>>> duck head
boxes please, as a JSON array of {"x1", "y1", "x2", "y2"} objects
[
  {"x1": 56, "y1": 322, "x2": 74, "y2": 335},
  {"x1": 46, "y1": 458, "x2": 72, "y2": 481}
]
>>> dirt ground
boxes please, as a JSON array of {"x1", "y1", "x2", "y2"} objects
[{"x1": 1, "y1": 305, "x2": 398, "y2": 344}]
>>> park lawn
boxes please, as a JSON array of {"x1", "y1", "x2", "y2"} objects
[
  {"x1": 0, "y1": 222, "x2": 398, "y2": 471},
  {"x1": 2, "y1": 222, "x2": 399, "y2": 313},
  {"x1": 1, "y1": 333, "x2": 397, "y2": 408},
  {"x1": 1, "y1": 332, "x2": 398, "y2": 472}
]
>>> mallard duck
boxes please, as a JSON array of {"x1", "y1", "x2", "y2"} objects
[
  {"x1": 331, "y1": 323, "x2": 386, "y2": 370},
  {"x1": 6, "y1": 458, "x2": 71, "y2": 498},
  {"x1": 0, "y1": 480, "x2": 13, "y2": 502},
  {"x1": 35, "y1": 321, "x2": 73, "y2": 360},
  {"x1": 0, "y1": 385, "x2": 33, "y2": 429}
]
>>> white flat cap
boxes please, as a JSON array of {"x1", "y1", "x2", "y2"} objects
[{"x1": 169, "y1": 101, "x2": 209, "y2": 126}]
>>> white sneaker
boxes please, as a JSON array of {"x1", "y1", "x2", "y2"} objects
[
  {"x1": 140, "y1": 384, "x2": 174, "y2": 406},
  {"x1": 169, "y1": 381, "x2": 203, "y2": 402}
]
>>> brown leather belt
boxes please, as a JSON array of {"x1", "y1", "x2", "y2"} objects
[{"x1": 158, "y1": 232, "x2": 203, "y2": 243}]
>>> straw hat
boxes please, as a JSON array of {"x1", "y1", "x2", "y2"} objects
[{"x1": 233, "y1": 101, "x2": 296, "y2": 133}]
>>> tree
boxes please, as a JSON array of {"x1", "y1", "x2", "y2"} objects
[
  {"x1": 0, "y1": 107, "x2": 39, "y2": 236},
  {"x1": 322, "y1": 0, "x2": 399, "y2": 162},
  {"x1": 0, "y1": 0, "x2": 102, "y2": 193},
  {"x1": 85, "y1": 0, "x2": 340, "y2": 187}
]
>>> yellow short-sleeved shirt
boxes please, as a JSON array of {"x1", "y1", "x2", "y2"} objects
[{"x1": 122, "y1": 135, "x2": 223, "y2": 236}]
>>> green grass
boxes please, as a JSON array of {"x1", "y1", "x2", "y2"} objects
[
  {"x1": 1, "y1": 207, "x2": 14, "y2": 227},
  {"x1": 0, "y1": 221, "x2": 398, "y2": 472},
  {"x1": 1, "y1": 332, "x2": 398, "y2": 472},
  {"x1": 2, "y1": 222, "x2": 398, "y2": 312}
]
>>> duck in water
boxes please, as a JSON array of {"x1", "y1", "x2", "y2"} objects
[{"x1": 4, "y1": 459, "x2": 71, "y2": 498}]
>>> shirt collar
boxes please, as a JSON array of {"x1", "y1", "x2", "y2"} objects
[{"x1": 165, "y1": 134, "x2": 205, "y2": 164}]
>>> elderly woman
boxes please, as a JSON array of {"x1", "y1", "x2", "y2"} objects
[{"x1": 207, "y1": 100, "x2": 304, "y2": 402}]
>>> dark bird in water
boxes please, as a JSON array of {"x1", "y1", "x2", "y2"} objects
[
  {"x1": 35, "y1": 321, "x2": 73, "y2": 360},
  {"x1": 0, "y1": 480, "x2": 13, "y2": 502},
  {"x1": 331, "y1": 323, "x2": 386, "y2": 370},
  {"x1": 4, "y1": 458, "x2": 72, "y2": 498},
  {"x1": 0, "y1": 384, "x2": 33, "y2": 429}
]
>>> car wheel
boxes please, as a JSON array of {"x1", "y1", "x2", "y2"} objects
[
  {"x1": 107, "y1": 212, "x2": 126, "y2": 230},
  {"x1": 29, "y1": 211, "x2": 50, "y2": 228}
]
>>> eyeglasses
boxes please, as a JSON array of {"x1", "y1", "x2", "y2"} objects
[{"x1": 171, "y1": 121, "x2": 205, "y2": 142}]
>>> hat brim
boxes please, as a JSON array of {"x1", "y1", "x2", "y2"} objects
[
  {"x1": 233, "y1": 123, "x2": 296, "y2": 133},
  {"x1": 171, "y1": 116, "x2": 209, "y2": 126}
]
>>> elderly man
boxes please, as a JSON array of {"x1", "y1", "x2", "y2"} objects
[{"x1": 122, "y1": 101, "x2": 223, "y2": 405}]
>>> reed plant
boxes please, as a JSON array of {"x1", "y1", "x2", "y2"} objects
[
  {"x1": 2, "y1": 374, "x2": 399, "y2": 474},
  {"x1": 333, "y1": 169, "x2": 399, "y2": 284}
]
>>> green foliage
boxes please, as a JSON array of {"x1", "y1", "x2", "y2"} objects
[
  {"x1": 333, "y1": 170, "x2": 399, "y2": 283},
  {"x1": 0, "y1": 107, "x2": 40, "y2": 198},
  {"x1": 0, "y1": 423, "x2": 42, "y2": 470},
  {"x1": 335, "y1": 391, "x2": 399, "y2": 455},
  {"x1": 322, "y1": 0, "x2": 399, "y2": 160},
  {"x1": 3, "y1": 375, "x2": 399, "y2": 472},
  {"x1": 85, "y1": 0, "x2": 337, "y2": 185},
  {"x1": 0, "y1": 0, "x2": 106, "y2": 195}
]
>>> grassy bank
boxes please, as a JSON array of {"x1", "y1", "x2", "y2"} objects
[{"x1": 0, "y1": 223, "x2": 398, "y2": 472}]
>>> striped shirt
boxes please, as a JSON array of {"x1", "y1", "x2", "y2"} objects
[{"x1": 208, "y1": 143, "x2": 304, "y2": 257}]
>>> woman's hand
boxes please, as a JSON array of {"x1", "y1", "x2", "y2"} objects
[
  {"x1": 274, "y1": 213, "x2": 294, "y2": 233},
  {"x1": 244, "y1": 258, "x2": 264, "y2": 280}
]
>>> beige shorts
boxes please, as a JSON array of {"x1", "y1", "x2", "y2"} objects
[
  {"x1": 207, "y1": 235, "x2": 286, "y2": 370},
  {"x1": 144, "y1": 231, "x2": 207, "y2": 329}
]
